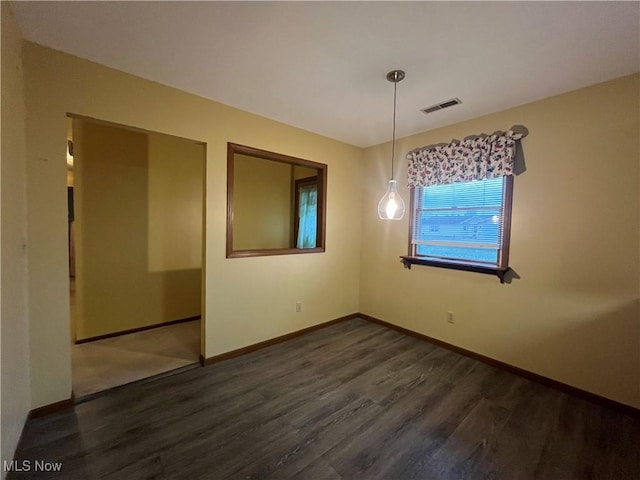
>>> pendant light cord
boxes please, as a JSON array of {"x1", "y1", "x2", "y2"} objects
[{"x1": 391, "y1": 79, "x2": 397, "y2": 181}]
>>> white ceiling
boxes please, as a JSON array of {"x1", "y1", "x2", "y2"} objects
[{"x1": 11, "y1": 1, "x2": 640, "y2": 148}]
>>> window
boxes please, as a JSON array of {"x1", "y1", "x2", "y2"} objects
[
  {"x1": 403, "y1": 128, "x2": 525, "y2": 281},
  {"x1": 404, "y1": 176, "x2": 513, "y2": 280},
  {"x1": 294, "y1": 177, "x2": 318, "y2": 248}
]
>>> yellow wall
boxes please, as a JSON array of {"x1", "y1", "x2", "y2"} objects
[
  {"x1": 73, "y1": 120, "x2": 202, "y2": 340},
  {"x1": 293, "y1": 165, "x2": 317, "y2": 180},
  {"x1": 360, "y1": 74, "x2": 640, "y2": 408},
  {"x1": 1, "y1": 2, "x2": 31, "y2": 467},
  {"x1": 23, "y1": 42, "x2": 363, "y2": 408},
  {"x1": 233, "y1": 154, "x2": 292, "y2": 250},
  {"x1": 148, "y1": 132, "x2": 204, "y2": 272}
]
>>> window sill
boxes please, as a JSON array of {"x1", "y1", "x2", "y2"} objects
[{"x1": 399, "y1": 256, "x2": 510, "y2": 283}]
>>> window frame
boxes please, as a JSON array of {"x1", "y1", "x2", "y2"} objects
[
  {"x1": 226, "y1": 142, "x2": 327, "y2": 258},
  {"x1": 401, "y1": 175, "x2": 514, "y2": 283}
]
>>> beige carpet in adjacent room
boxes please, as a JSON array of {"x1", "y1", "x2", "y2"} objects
[{"x1": 72, "y1": 320, "x2": 200, "y2": 397}]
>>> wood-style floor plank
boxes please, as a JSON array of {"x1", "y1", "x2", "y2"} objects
[{"x1": 9, "y1": 318, "x2": 639, "y2": 479}]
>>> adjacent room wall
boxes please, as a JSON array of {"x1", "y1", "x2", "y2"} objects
[
  {"x1": 360, "y1": 74, "x2": 640, "y2": 408},
  {"x1": 233, "y1": 154, "x2": 292, "y2": 250},
  {"x1": 23, "y1": 42, "x2": 363, "y2": 408},
  {"x1": 293, "y1": 165, "x2": 317, "y2": 180},
  {"x1": 148, "y1": 132, "x2": 204, "y2": 273},
  {"x1": 73, "y1": 120, "x2": 202, "y2": 340},
  {"x1": 0, "y1": 2, "x2": 31, "y2": 469}
]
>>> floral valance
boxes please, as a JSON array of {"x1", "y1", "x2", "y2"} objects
[{"x1": 406, "y1": 129, "x2": 525, "y2": 188}]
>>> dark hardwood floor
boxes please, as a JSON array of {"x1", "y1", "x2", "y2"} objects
[{"x1": 9, "y1": 318, "x2": 639, "y2": 479}]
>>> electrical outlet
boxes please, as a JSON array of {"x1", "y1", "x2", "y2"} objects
[
  {"x1": 446, "y1": 311, "x2": 455, "y2": 324},
  {"x1": 295, "y1": 302, "x2": 302, "y2": 313}
]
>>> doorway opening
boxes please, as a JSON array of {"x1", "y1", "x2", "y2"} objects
[{"x1": 67, "y1": 115, "x2": 206, "y2": 398}]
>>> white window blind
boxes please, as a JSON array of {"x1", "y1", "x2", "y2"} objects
[{"x1": 411, "y1": 177, "x2": 511, "y2": 267}]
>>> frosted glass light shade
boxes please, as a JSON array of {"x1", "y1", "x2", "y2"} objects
[{"x1": 378, "y1": 179, "x2": 405, "y2": 220}]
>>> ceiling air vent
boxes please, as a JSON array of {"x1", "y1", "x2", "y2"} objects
[{"x1": 421, "y1": 97, "x2": 462, "y2": 114}]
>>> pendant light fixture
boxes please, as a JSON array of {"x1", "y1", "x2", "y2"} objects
[{"x1": 377, "y1": 69, "x2": 406, "y2": 220}]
